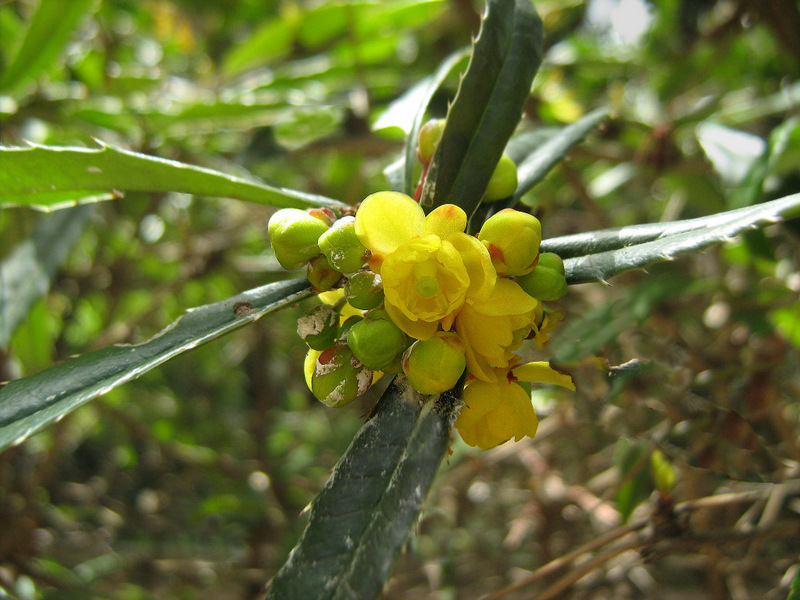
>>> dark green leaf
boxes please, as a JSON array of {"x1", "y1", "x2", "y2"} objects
[
  {"x1": 787, "y1": 564, "x2": 800, "y2": 600},
  {"x1": 419, "y1": 0, "x2": 543, "y2": 217},
  {"x1": 540, "y1": 193, "x2": 800, "y2": 284},
  {"x1": 375, "y1": 49, "x2": 469, "y2": 196},
  {"x1": 267, "y1": 377, "x2": 459, "y2": 600},
  {"x1": 0, "y1": 0, "x2": 97, "y2": 94},
  {"x1": 0, "y1": 143, "x2": 345, "y2": 210},
  {"x1": 0, "y1": 278, "x2": 313, "y2": 452},
  {"x1": 0, "y1": 205, "x2": 93, "y2": 349},
  {"x1": 514, "y1": 108, "x2": 609, "y2": 203}
]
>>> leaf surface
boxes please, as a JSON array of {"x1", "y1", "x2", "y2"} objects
[
  {"x1": 0, "y1": 205, "x2": 94, "y2": 349},
  {"x1": 419, "y1": 0, "x2": 543, "y2": 217},
  {"x1": 540, "y1": 193, "x2": 800, "y2": 284},
  {"x1": 0, "y1": 144, "x2": 345, "y2": 210},
  {"x1": 266, "y1": 377, "x2": 459, "y2": 600},
  {"x1": 0, "y1": 278, "x2": 313, "y2": 452}
]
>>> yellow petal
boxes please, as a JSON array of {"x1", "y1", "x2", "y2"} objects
[
  {"x1": 447, "y1": 232, "x2": 496, "y2": 302},
  {"x1": 512, "y1": 361, "x2": 575, "y2": 390},
  {"x1": 477, "y1": 278, "x2": 538, "y2": 316},
  {"x1": 318, "y1": 289, "x2": 344, "y2": 305},
  {"x1": 304, "y1": 348, "x2": 322, "y2": 391},
  {"x1": 355, "y1": 191, "x2": 424, "y2": 257},
  {"x1": 421, "y1": 204, "x2": 467, "y2": 238},
  {"x1": 384, "y1": 298, "x2": 439, "y2": 340}
]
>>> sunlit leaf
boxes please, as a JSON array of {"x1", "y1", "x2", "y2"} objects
[
  {"x1": 0, "y1": 0, "x2": 97, "y2": 94},
  {"x1": 0, "y1": 143, "x2": 345, "y2": 210},
  {"x1": 0, "y1": 278, "x2": 313, "y2": 452},
  {"x1": 0, "y1": 205, "x2": 93, "y2": 349},
  {"x1": 266, "y1": 376, "x2": 458, "y2": 600}
]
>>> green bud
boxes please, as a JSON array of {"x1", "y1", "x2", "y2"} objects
[
  {"x1": 347, "y1": 313, "x2": 408, "y2": 370},
  {"x1": 318, "y1": 216, "x2": 371, "y2": 274},
  {"x1": 268, "y1": 208, "x2": 330, "y2": 270},
  {"x1": 297, "y1": 304, "x2": 339, "y2": 350},
  {"x1": 337, "y1": 314, "x2": 363, "y2": 341},
  {"x1": 306, "y1": 254, "x2": 343, "y2": 292},
  {"x1": 402, "y1": 332, "x2": 466, "y2": 395},
  {"x1": 311, "y1": 342, "x2": 373, "y2": 407},
  {"x1": 417, "y1": 118, "x2": 446, "y2": 164},
  {"x1": 650, "y1": 449, "x2": 677, "y2": 494},
  {"x1": 477, "y1": 209, "x2": 541, "y2": 277},
  {"x1": 484, "y1": 154, "x2": 518, "y2": 201},
  {"x1": 345, "y1": 271, "x2": 384, "y2": 310},
  {"x1": 516, "y1": 252, "x2": 568, "y2": 301}
]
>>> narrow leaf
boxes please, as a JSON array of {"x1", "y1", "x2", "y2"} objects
[
  {"x1": 0, "y1": 0, "x2": 96, "y2": 94},
  {"x1": 513, "y1": 108, "x2": 609, "y2": 202},
  {"x1": 0, "y1": 278, "x2": 313, "y2": 452},
  {"x1": 0, "y1": 205, "x2": 93, "y2": 349},
  {"x1": 267, "y1": 377, "x2": 459, "y2": 600},
  {"x1": 420, "y1": 0, "x2": 543, "y2": 217},
  {"x1": 556, "y1": 193, "x2": 800, "y2": 284},
  {"x1": 375, "y1": 49, "x2": 469, "y2": 196},
  {"x1": 0, "y1": 143, "x2": 345, "y2": 210}
]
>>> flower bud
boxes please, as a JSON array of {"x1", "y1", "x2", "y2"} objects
[
  {"x1": 297, "y1": 304, "x2": 339, "y2": 350},
  {"x1": 402, "y1": 331, "x2": 466, "y2": 395},
  {"x1": 477, "y1": 209, "x2": 541, "y2": 277},
  {"x1": 318, "y1": 216, "x2": 371, "y2": 274},
  {"x1": 347, "y1": 310, "x2": 408, "y2": 370},
  {"x1": 483, "y1": 154, "x2": 518, "y2": 202},
  {"x1": 417, "y1": 118, "x2": 446, "y2": 164},
  {"x1": 516, "y1": 252, "x2": 567, "y2": 301},
  {"x1": 344, "y1": 271, "x2": 384, "y2": 310},
  {"x1": 268, "y1": 208, "x2": 330, "y2": 270},
  {"x1": 306, "y1": 254, "x2": 343, "y2": 292},
  {"x1": 311, "y1": 342, "x2": 373, "y2": 407}
]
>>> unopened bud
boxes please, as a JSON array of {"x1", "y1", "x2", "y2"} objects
[
  {"x1": 268, "y1": 208, "x2": 330, "y2": 270},
  {"x1": 311, "y1": 342, "x2": 373, "y2": 407},
  {"x1": 417, "y1": 118, "x2": 446, "y2": 164},
  {"x1": 297, "y1": 304, "x2": 339, "y2": 350},
  {"x1": 347, "y1": 310, "x2": 408, "y2": 370},
  {"x1": 307, "y1": 254, "x2": 343, "y2": 292},
  {"x1": 516, "y1": 252, "x2": 567, "y2": 301},
  {"x1": 402, "y1": 332, "x2": 466, "y2": 395},
  {"x1": 483, "y1": 154, "x2": 518, "y2": 202},
  {"x1": 477, "y1": 209, "x2": 541, "y2": 277},
  {"x1": 344, "y1": 271, "x2": 384, "y2": 310},
  {"x1": 318, "y1": 216, "x2": 371, "y2": 274}
]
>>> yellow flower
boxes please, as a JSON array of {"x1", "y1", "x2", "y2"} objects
[
  {"x1": 455, "y1": 362, "x2": 574, "y2": 449},
  {"x1": 455, "y1": 278, "x2": 539, "y2": 382},
  {"x1": 355, "y1": 192, "x2": 495, "y2": 340}
]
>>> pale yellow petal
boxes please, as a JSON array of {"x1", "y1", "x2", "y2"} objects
[
  {"x1": 512, "y1": 361, "x2": 575, "y2": 390},
  {"x1": 476, "y1": 279, "x2": 538, "y2": 316},
  {"x1": 447, "y1": 232, "x2": 496, "y2": 302},
  {"x1": 384, "y1": 298, "x2": 439, "y2": 340},
  {"x1": 421, "y1": 204, "x2": 467, "y2": 238},
  {"x1": 355, "y1": 191, "x2": 424, "y2": 257}
]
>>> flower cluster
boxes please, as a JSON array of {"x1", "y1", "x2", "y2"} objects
[{"x1": 267, "y1": 124, "x2": 574, "y2": 449}]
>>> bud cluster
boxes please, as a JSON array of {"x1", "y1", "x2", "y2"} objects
[{"x1": 267, "y1": 118, "x2": 572, "y2": 447}]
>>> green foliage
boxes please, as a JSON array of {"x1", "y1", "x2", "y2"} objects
[{"x1": 1, "y1": 0, "x2": 800, "y2": 598}]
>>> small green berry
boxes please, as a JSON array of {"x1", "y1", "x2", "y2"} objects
[
  {"x1": 268, "y1": 208, "x2": 330, "y2": 270},
  {"x1": 345, "y1": 271, "x2": 384, "y2": 310},
  {"x1": 417, "y1": 118, "x2": 446, "y2": 164},
  {"x1": 311, "y1": 342, "x2": 373, "y2": 407},
  {"x1": 306, "y1": 254, "x2": 343, "y2": 292},
  {"x1": 318, "y1": 216, "x2": 371, "y2": 274},
  {"x1": 402, "y1": 332, "x2": 466, "y2": 395},
  {"x1": 516, "y1": 252, "x2": 567, "y2": 301},
  {"x1": 347, "y1": 313, "x2": 408, "y2": 371}
]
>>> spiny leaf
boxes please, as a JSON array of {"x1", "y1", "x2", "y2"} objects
[
  {"x1": 267, "y1": 377, "x2": 459, "y2": 600},
  {"x1": 541, "y1": 193, "x2": 800, "y2": 284},
  {"x1": 420, "y1": 0, "x2": 543, "y2": 218},
  {"x1": 0, "y1": 278, "x2": 313, "y2": 452},
  {"x1": 0, "y1": 205, "x2": 94, "y2": 349},
  {"x1": 0, "y1": 143, "x2": 345, "y2": 211}
]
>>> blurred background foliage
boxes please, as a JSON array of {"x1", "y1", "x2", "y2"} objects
[{"x1": 1, "y1": 0, "x2": 799, "y2": 598}]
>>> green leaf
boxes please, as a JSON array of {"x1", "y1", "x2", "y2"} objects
[
  {"x1": 787, "y1": 564, "x2": 800, "y2": 600},
  {"x1": 0, "y1": 0, "x2": 97, "y2": 94},
  {"x1": 513, "y1": 108, "x2": 609, "y2": 203},
  {"x1": 419, "y1": 0, "x2": 543, "y2": 217},
  {"x1": 0, "y1": 205, "x2": 93, "y2": 349},
  {"x1": 540, "y1": 193, "x2": 800, "y2": 284},
  {"x1": 375, "y1": 49, "x2": 469, "y2": 196},
  {"x1": 267, "y1": 377, "x2": 459, "y2": 600},
  {"x1": 0, "y1": 278, "x2": 313, "y2": 452},
  {"x1": 0, "y1": 143, "x2": 346, "y2": 210}
]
